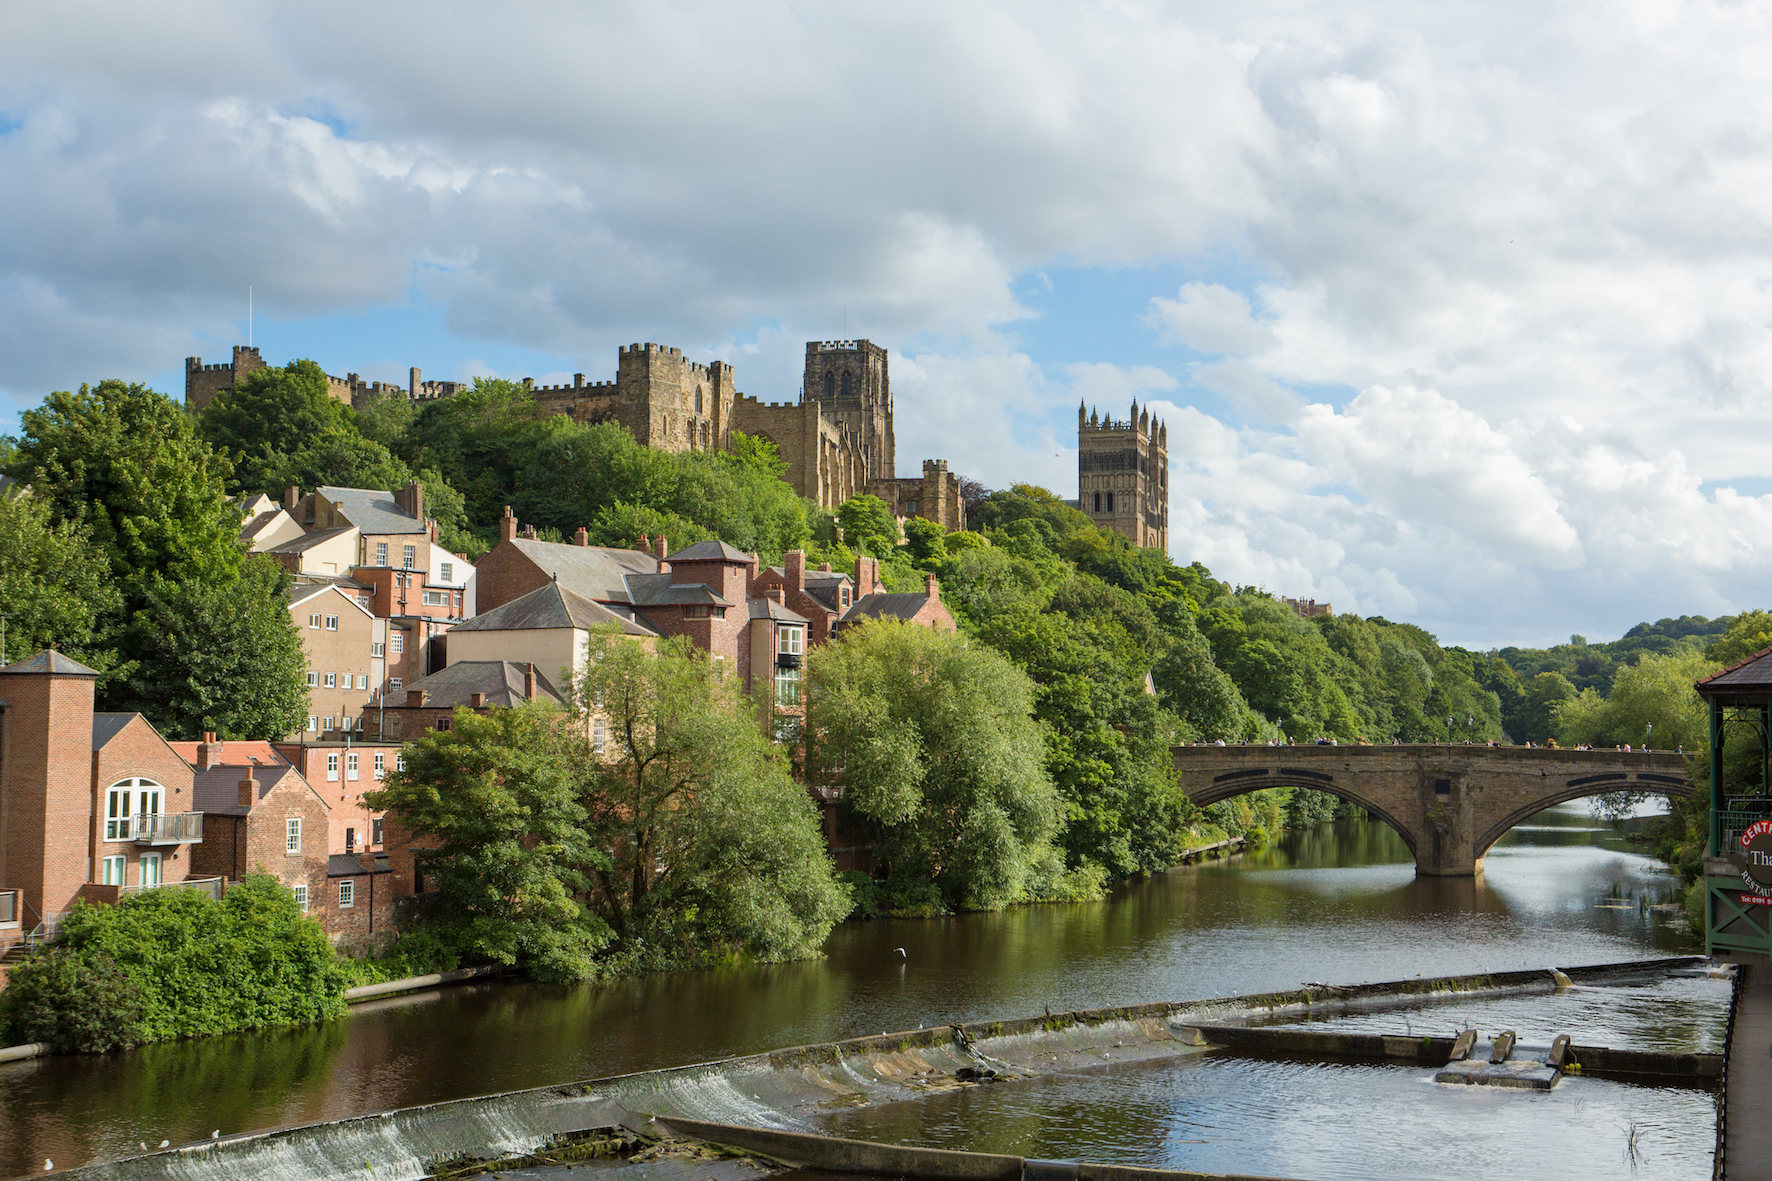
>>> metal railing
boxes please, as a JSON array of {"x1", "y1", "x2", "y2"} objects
[
  {"x1": 119, "y1": 876, "x2": 223, "y2": 900},
  {"x1": 131, "y1": 811, "x2": 203, "y2": 845}
]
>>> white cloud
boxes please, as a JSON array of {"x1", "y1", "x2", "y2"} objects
[{"x1": 1148, "y1": 283, "x2": 1276, "y2": 356}]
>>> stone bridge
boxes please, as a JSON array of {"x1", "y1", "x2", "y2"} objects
[{"x1": 1173, "y1": 744, "x2": 1692, "y2": 876}]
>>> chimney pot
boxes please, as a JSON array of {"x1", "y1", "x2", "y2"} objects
[
  {"x1": 574, "y1": 527, "x2": 589, "y2": 547},
  {"x1": 500, "y1": 506, "x2": 518, "y2": 543},
  {"x1": 525, "y1": 663, "x2": 538, "y2": 701},
  {"x1": 284, "y1": 486, "x2": 299, "y2": 511},
  {"x1": 470, "y1": 692, "x2": 486, "y2": 708}
]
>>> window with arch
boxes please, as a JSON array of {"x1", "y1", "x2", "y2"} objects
[
  {"x1": 823, "y1": 371, "x2": 836, "y2": 398},
  {"x1": 105, "y1": 778, "x2": 163, "y2": 841},
  {"x1": 1106, "y1": 492, "x2": 1115, "y2": 512},
  {"x1": 841, "y1": 370, "x2": 853, "y2": 397},
  {"x1": 1093, "y1": 492, "x2": 1101, "y2": 513},
  {"x1": 695, "y1": 389, "x2": 704, "y2": 414}
]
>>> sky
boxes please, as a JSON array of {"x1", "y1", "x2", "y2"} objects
[{"x1": 4, "y1": 1, "x2": 1772, "y2": 650}]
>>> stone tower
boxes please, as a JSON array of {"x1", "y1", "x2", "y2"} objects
[
  {"x1": 184, "y1": 345, "x2": 267, "y2": 413},
  {"x1": 1078, "y1": 400, "x2": 1168, "y2": 551},
  {"x1": 614, "y1": 343, "x2": 736, "y2": 453},
  {"x1": 802, "y1": 340, "x2": 895, "y2": 483}
]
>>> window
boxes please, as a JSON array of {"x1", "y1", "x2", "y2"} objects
[
  {"x1": 1093, "y1": 492, "x2": 1101, "y2": 513},
  {"x1": 841, "y1": 370, "x2": 853, "y2": 396},
  {"x1": 695, "y1": 390, "x2": 703, "y2": 414},
  {"x1": 356, "y1": 675, "x2": 368, "y2": 690},
  {"x1": 403, "y1": 545, "x2": 416, "y2": 569},
  {"x1": 345, "y1": 827, "x2": 356, "y2": 852},
  {"x1": 306, "y1": 671, "x2": 318, "y2": 687},
  {"x1": 324, "y1": 673, "x2": 336, "y2": 689},
  {"x1": 323, "y1": 716, "x2": 336, "y2": 731},
  {"x1": 307, "y1": 716, "x2": 318, "y2": 733},
  {"x1": 440, "y1": 562, "x2": 453, "y2": 582},
  {"x1": 778, "y1": 625, "x2": 803, "y2": 656},
  {"x1": 592, "y1": 717, "x2": 607, "y2": 753},
  {"x1": 422, "y1": 590, "x2": 449, "y2": 607},
  {"x1": 101, "y1": 856, "x2": 126, "y2": 886},
  {"x1": 327, "y1": 753, "x2": 340, "y2": 782},
  {"x1": 338, "y1": 880, "x2": 355, "y2": 908},
  {"x1": 139, "y1": 854, "x2": 162, "y2": 887},
  {"x1": 372, "y1": 641, "x2": 385, "y2": 657},
  {"x1": 374, "y1": 752, "x2": 386, "y2": 779},
  {"x1": 354, "y1": 715, "x2": 365, "y2": 731},
  {"x1": 683, "y1": 605, "x2": 727, "y2": 619},
  {"x1": 372, "y1": 818, "x2": 383, "y2": 845},
  {"x1": 391, "y1": 632, "x2": 404, "y2": 654},
  {"x1": 1106, "y1": 492, "x2": 1114, "y2": 512},
  {"x1": 390, "y1": 677, "x2": 403, "y2": 689},
  {"x1": 105, "y1": 778, "x2": 162, "y2": 841},
  {"x1": 347, "y1": 753, "x2": 359, "y2": 781},
  {"x1": 308, "y1": 613, "x2": 322, "y2": 629},
  {"x1": 286, "y1": 817, "x2": 302, "y2": 853},
  {"x1": 292, "y1": 884, "x2": 308, "y2": 911},
  {"x1": 396, "y1": 753, "x2": 407, "y2": 772},
  {"x1": 840, "y1": 587, "x2": 850, "y2": 608},
  {"x1": 325, "y1": 615, "x2": 339, "y2": 630},
  {"x1": 774, "y1": 666, "x2": 801, "y2": 706},
  {"x1": 375, "y1": 542, "x2": 388, "y2": 566},
  {"x1": 434, "y1": 717, "x2": 452, "y2": 732}
]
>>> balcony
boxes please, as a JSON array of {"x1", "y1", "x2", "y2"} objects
[{"x1": 131, "y1": 812, "x2": 204, "y2": 846}]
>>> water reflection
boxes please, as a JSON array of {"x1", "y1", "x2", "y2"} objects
[{"x1": 0, "y1": 804, "x2": 1704, "y2": 1177}]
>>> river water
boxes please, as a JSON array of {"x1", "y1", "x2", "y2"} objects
[{"x1": 0, "y1": 805, "x2": 1718, "y2": 1178}]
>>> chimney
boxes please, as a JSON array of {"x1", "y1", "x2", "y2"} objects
[
  {"x1": 926, "y1": 574, "x2": 940, "y2": 602},
  {"x1": 819, "y1": 562, "x2": 833, "y2": 573},
  {"x1": 406, "y1": 689, "x2": 426, "y2": 707},
  {"x1": 360, "y1": 851, "x2": 376, "y2": 872},
  {"x1": 197, "y1": 732, "x2": 219, "y2": 770},
  {"x1": 856, "y1": 555, "x2": 878, "y2": 598},
  {"x1": 500, "y1": 506, "x2": 518, "y2": 543},
  {"x1": 283, "y1": 485, "x2": 299, "y2": 511},
  {"x1": 785, "y1": 550, "x2": 806, "y2": 591},
  {"x1": 637, "y1": 533, "x2": 651, "y2": 554},
  {"x1": 237, "y1": 778, "x2": 254, "y2": 808},
  {"x1": 654, "y1": 535, "x2": 669, "y2": 563},
  {"x1": 525, "y1": 663, "x2": 537, "y2": 701},
  {"x1": 396, "y1": 478, "x2": 424, "y2": 523},
  {"x1": 409, "y1": 366, "x2": 421, "y2": 399},
  {"x1": 574, "y1": 527, "x2": 589, "y2": 547},
  {"x1": 470, "y1": 692, "x2": 486, "y2": 708},
  {"x1": 767, "y1": 587, "x2": 785, "y2": 605}
]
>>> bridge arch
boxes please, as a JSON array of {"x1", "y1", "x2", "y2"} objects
[
  {"x1": 1190, "y1": 772, "x2": 1419, "y2": 859},
  {"x1": 1472, "y1": 773, "x2": 1694, "y2": 862}
]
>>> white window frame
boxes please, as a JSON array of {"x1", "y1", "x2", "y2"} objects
[
  {"x1": 325, "y1": 615, "x2": 339, "y2": 631},
  {"x1": 286, "y1": 817, "x2": 302, "y2": 854},
  {"x1": 327, "y1": 753, "x2": 340, "y2": 782},
  {"x1": 396, "y1": 753, "x2": 407, "y2": 772},
  {"x1": 375, "y1": 541, "x2": 388, "y2": 566},
  {"x1": 389, "y1": 677, "x2": 403, "y2": 689},
  {"x1": 774, "y1": 665, "x2": 801, "y2": 706},
  {"x1": 101, "y1": 855, "x2": 126, "y2": 886},
  {"x1": 338, "y1": 880, "x2": 355, "y2": 908},
  {"x1": 422, "y1": 590, "x2": 448, "y2": 607},
  {"x1": 356, "y1": 674, "x2": 368, "y2": 690},
  {"x1": 440, "y1": 561, "x2": 453, "y2": 582},
  {"x1": 292, "y1": 883, "x2": 308, "y2": 911},
  {"x1": 403, "y1": 544, "x2": 416, "y2": 569},
  {"x1": 372, "y1": 817, "x2": 384, "y2": 845},
  {"x1": 323, "y1": 672, "x2": 335, "y2": 689},
  {"x1": 307, "y1": 715, "x2": 318, "y2": 733},
  {"x1": 306, "y1": 671, "x2": 318, "y2": 687},
  {"x1": 374, "y1": 752, "x2": 386, "y2": 779},
  {"x1": 105, "y1": 778, "x2": 163, "y2": 841},
  {"x1": 308, "y1": 613, "x2": 322, "y2": 629},
  {"x1": 138, "y1": 853, "x2": 162, "y2": 887},
  {"x1": 323, "y1": 716, "x2": 336, "y2": 731},
  {"x1": 390, "y1": 632, "x2": 404, "y2": 654},
  {"x1": 372, "y1": 642, "x2": 385, "y2": 657},
  {"x1": 347, "y1": 753, "x2": 359, "y2": 781},
  {"x1": 592, "y1": 717, "x2": 607, "y2": 753},
  {"x1": 778, "y1": 625, "x2": 804, "y2": 656}
]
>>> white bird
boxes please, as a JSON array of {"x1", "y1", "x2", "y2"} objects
[
  {"x1": 139, "y1": 1143, "x2": 147, "y2": 1153},
  {"x1": 43, "y1": 1161, "x2": 51, "y2": 1172},
  {"x1": 894, "y1": 947, "x2": 906, "y2": 959},
  {"x1": 210, "y1": 1131, "x2": 219, "y2": 1140},
  {"x1": 159, "y1": 1141, "x2": 169, "y2": 1149}
]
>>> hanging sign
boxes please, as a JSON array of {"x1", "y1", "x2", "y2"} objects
[{"x1": 1739, "y1": 820, "x2": 1772, "y2": 901}]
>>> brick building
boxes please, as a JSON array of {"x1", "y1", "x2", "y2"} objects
[
  {"x1": 0, "y1": 652, "x2": 407, "y2": 951},
  {"x1": 288, "y1": 583, "x2": 387, "y2": 739},
  {"x1": 378, "y1": 661, "x2": 566, "y2": 740}
]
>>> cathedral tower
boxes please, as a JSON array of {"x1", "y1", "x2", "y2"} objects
[
  {"x1": 802, "y1": 340, "x2": 894, "y2": 483},
  {"x1": 1078, "y1": 400, "x2": 1168, "y2": 551}
]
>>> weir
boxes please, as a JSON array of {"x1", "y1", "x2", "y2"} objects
[{"x1": 44, "y1": 956, "x2": 1717, "y2": 1181}]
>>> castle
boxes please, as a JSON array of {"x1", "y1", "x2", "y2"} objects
[
  {"x1": 186, "y1": 340, "x2": 965, "y2": 530},
  {"x1": 1078, "y1": 400, "x2": 1169, "y2": 551}
]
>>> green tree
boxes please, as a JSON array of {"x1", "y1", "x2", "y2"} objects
[
  {"x1": 571, "y1": 634, "x2": 847, "y2": 962},
  {"x1": 1555, "y1": 651, "x2": 1715, "y2": 752},
  {"x1": 836, "y1": 494, "x2": 901, "y2": 556},
  {"x1": 109, "y1": 556, "x2": 308, "y2": 739},
  {"x1": 199, "y1": 360, "x2": 370, "y2": 495},
  {"x1": 0, "y1": 488, "x2": 120, "y2": 668},
  {"x1": 366, "y1": 703, "x2": 611, "y2": 982},
  {"x1": 806, "y1": 620, "x2": 1060, "y2": 910},
  {"x1": 1707, "y1": 609, "x2": 1772, "y2": 667},
  {"x1": 903, "y1": 517, "x2": 948, "y2": 565}
]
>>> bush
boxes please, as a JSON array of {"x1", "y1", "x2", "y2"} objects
[
  {"x1": 3, "y1": 947, "x2": 144, "y2": 1052},
  {"x1": 1, "y1": 875, "x2": 350, "y2": 1051},
  {"x1": 838, "y1": 871, "x2": 885, "y2": 921}
]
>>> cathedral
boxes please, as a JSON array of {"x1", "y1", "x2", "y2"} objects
[{"x1": 1077, "y1": 400, "x2": 1169, "y2": 551}]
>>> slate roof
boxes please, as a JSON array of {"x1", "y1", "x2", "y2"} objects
[
  {"x1": 508, "y1": 539, "x2": 662, "y2": 602},
  {"x1": 452, "y1": 583, "x2": 657, "y2": 637},
  {"x1": 191, "y1": 765, "x2": 315, "y2": 817},
  {"x1": 269, "y1": 525, "x2": 356, "y2": 554},
  {"x1": 92, "y1": 713, "x2": 138, "y2": 751},
  {"x1": 396, "y1": 661, "x2": 566, "y2": 709},
  {"x1": 669, "y1": 539, "x2": 753, "y2": 563},
  {"x1": 317, "y1": 486, "x2": 426, "y2": 536},
  {"x1": 0, "y1": 651, "x2": 101, "y2": 677},
  {"x1": 625, "y1": 575, "x2": 734, "y2": 608},
  {"x1": 327, "y1": 853, "x2": 391, "y2": 877},
  {"x1": 761, "y1": 567, "x2": 851, "y2": 614},
  {"x1": 841, "y1": 593, "x2": 937, "y2": 624},
  {"x1": 751, "y1": 598, "x2": 810, "y2": 623},
  {"x1": 1697, "y1": 646, "x2": 1772, "y2": 695},
  {"x1": 240, "y1": 509, "x2": 289, "y2": 542}
]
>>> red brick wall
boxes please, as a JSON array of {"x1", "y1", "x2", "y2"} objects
[
  {"x1": 188, "y1": 815, "x2": 246, "y2": 881},
  {"x1": 316, "y1": 865, "x2": 400, "y2": 955},
  {"x1": 274, "y1": 742, "x2": 401, "y2": 855},
  {"x1": 92, "y1": 716, "x2": 201, "y2": 888},
  {"x1": 241, "y1": 774, "x2": 330, "y2": 900},
  {"x1": 0, "y1": 672, "x2": 96, "y2": 929},
  {"x1": 472, "y1": 542, "x2": 551, "y2": 614}
]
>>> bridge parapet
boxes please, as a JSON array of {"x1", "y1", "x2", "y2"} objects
[{"x1": 1172, "y1": 744, "x2": 1692, "y2": 877}]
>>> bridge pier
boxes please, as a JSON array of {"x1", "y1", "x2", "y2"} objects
[{"x1": 1172, "y1": 744, "x2": 1690, "y2": 878}]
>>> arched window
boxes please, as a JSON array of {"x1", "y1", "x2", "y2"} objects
[
  {"x1": 695, "y1": 389, "x2": 704, "y2": 414},
  {"x1": 1093, "y1": 492, "x2": 1101, "y2": 513},
  {"x1": 1106, "y1": 492, "x2": 1115, "y2": 513},
  {"x1": 841, "y1": 370, "x2": 853, "y2": 397},
  {"x1": 106, "y1": 777, "x2": 163, "y2": 841},
  {"x1": 823, "y1": 372, "x2": 836, "y2": 399}
]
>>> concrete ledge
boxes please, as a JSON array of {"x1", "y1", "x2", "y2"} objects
[{"x1": 343, "y1": 965, "x2": 504, "y2": 1002}]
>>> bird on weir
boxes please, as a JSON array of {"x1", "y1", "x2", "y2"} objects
[{"x1": 894, "y1": 947, "x2": 906, "y2": 959}]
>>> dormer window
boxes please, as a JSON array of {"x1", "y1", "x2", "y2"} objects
[
  {"x1": 683, "y1": 605, "x2": 727, "y2": 619},
  {"x1": 840, "y1": 587, "x2": 850, "y2": 608}
]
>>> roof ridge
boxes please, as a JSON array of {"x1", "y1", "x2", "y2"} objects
[{"x1": 1696, "y1": 643, "x2": 1772, "y2": 685}]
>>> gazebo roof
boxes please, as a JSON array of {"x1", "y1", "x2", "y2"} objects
[{"x1": 1696, "y1": 646, "x2": 1772, "y2": 697}]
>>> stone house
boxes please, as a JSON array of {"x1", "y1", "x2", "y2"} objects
[
  {"x1": 288, "y1": 582, "x2": 387, "y2": 739},
  {"x1": 838, "y1": 557, "x2": 957, "y2": 634},
  {"x1": 444, "y1": 581, "x2": 658, "y2": 689}
]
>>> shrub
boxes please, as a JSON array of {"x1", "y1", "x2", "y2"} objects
[{"x1": 3, "y1": 947, "x2": 144, "y2": 1052}]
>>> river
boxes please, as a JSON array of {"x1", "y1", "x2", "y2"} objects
[{"x1": 0, "y1": 804, "x2": 1715, "y2": 1178}]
